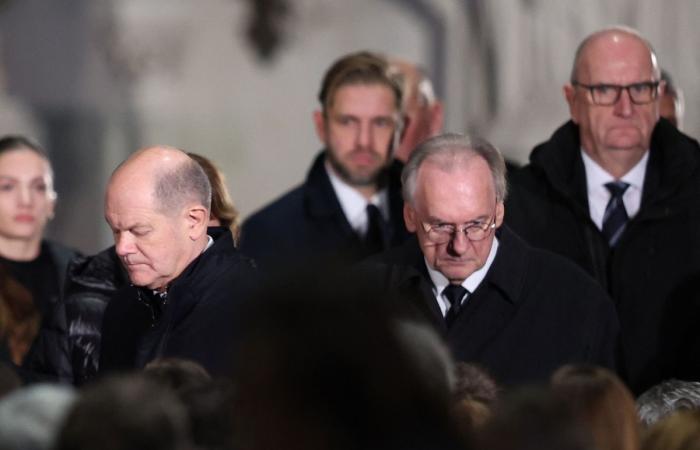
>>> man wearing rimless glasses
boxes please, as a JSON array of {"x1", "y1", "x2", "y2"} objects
[
  {"x1": 364, "y1": 133, "x2": 618, "y2": 387},
  {"x1": 506, "y1": 27, "x2": 700, "y2": 394}
]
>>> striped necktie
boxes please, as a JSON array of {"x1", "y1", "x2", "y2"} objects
[{"x1": 602, "y1": 181, "x2": 630, "y2": 247}]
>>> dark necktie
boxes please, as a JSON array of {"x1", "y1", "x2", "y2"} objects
[
  {"x1": 602, "y1": 181, "x2": 630, "y2": 247},
  {"x1": 443, "y1": 284, "x2": 469, "y2": 327},
  {"x1": 364, "y1": 204, "x2": 387, "y2": 255}
]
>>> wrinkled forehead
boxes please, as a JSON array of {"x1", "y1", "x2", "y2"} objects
[
  {"x1": 105, "y1": 171, "x2": 156, "y2": 210},
  {"x1": 577, "y1": 33, "x2": 658, "y2": 82},
  {"x1": 414, "y1": 157, "x2": 496, "y2": 212}
]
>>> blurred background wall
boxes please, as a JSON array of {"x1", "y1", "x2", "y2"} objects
[{"x1": 0, "y1": 0, "x2": 697, "y2": 254}]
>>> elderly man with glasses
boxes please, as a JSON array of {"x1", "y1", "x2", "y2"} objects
[
  {"x1": 363, "y1": 133, "x2": 618, "y2": 387},
  {"x1": 506, "y1": 27, "x2": 700, "y2": 394}
]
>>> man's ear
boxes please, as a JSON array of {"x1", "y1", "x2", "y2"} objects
[
  {"x1": 495, "y1": 201, "x2": 505, "y2": 228},
  {"x1": 403, "y1": 203, "x2": 417, "y2": 233},
  {"x1": 428, "y1": 101, "x2": 444, "y2": 135},
  {"x1": 658, "y1": 79, "x2": 667, "y2": 97},
  {"x1": 313, "y1": 110, "x2": 328, "y2": 144},
  {"x1": 563, "y1": 84, "x2": 579, "y2": 124},
  {"x1": 185, "y1": 205, "x2": 209, "y2": 241}
]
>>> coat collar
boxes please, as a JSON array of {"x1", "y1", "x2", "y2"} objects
[
  {"x1": 528, "y1": 118, "x2": 700, "y2": 221},
  {"x1": 389, "y1": 226, "x2": 528, "y2": 307},
  {"x1": 383, "y1": 227, "x2": 528, "y2": 337},
  {"x1": 303, "y1": 151, "x2": 347, "y2": 219},
  {"x1": 476, "y1": 225, "x2": 528, "y2": 305},
  {"x1": 163, "y1": 229, "x2": 245, "y2": 325},
  {"x1": 641, "y1": 118, "x2": 700, "y2": 216},
  {"x1": 302, "y1": 150, "x2": 408, "y2": 244},
  {"x1": 169, "y1": 227, "x2": 238, "y2": 291},
  {"x1": 392, "y1": 227, "x2": 527, "y2": 304},
  {"x1": 528, "y1": 120, "x2": 591, "y2": 218}
]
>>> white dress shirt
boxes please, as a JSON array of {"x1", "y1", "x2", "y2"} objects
[
  {"x1": 325, "y1": 161, "x2": 389, "y2": 237},
  {"x1": 581, "y1": 149, "x2": 648, "y2": 230},
  {"x1": 426, "y1": 237, "x2": 500, "y2": 317}
]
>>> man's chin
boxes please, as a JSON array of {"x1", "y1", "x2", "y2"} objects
[
  {"x1": 341, "y1": 167, "x2": 383, "y2": 187},
  {"x1": 605, "y1": 131, "x2": 646, "y2": 151},
  {"x1": 438, "y1": 264, "x2": 477, "y2": 284},
  {"x1": 328, "y1": 155, "x2": 388, "y2": 186},
  {"x1": 128, "y1": 272, "x2": 158, "y2": 289}
]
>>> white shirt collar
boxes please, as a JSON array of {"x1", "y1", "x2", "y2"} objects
[
  {"x1": 425, "y1": 235, "x2": 500, "y2": 316},
  {"x1": 204, "y1": 235, "x2": 214, "y2": 252},
  {"x1": 581, "y1": 149, "x2": 648, "y2": 228},
  {"x1": 325, "y1": 160, "x2": 389, "y2": 236}
]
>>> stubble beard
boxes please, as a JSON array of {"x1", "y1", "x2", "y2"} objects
[{"x1": 326, "y1": 147, "x2": 389, "y2": 188}]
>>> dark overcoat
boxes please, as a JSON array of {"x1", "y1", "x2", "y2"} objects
[
  {"x1": 240, "y1": 151, "x2": 409, "y2": 270},
  {"x1": 506, "y1": 118, "x2": 700, "y2": 393},
  {"x1": 363, "y1": 226, "x2": 619, "y2": 387},
  {"x1": 100, "y1": 228, "x2": 256, "y2": 376}
]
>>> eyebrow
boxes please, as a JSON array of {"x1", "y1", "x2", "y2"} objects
[
  {"x1": 105, "y1": 220, "x2": 151, "y2": 231},
  {"x1": 0, "y1": 175, "x2": 48, "y2": 182},
  {"x1": 332, "y1": 113, "x2": 395, "y2": 120},
  {"x1": 426, "y1": 214, "x2": 489, "y2": 224}
]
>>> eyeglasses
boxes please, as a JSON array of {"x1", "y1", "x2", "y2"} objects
[
  {"x1": 420, "y1": 215, "x2": 496, "y2": 244},
  {"x1": 572, "y1": 81, "x2": 660, "y2": 106}
]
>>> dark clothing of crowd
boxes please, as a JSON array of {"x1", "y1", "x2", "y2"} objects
[
  {"x1": 363, "y1": 226, "x2": 618, "y2": 387},
  {"x1": 240, "y1": 151, "x2": 410, "y2": 270},
  {"x1": 506, "y1": 118, "x2": 700, "y2": 393}
]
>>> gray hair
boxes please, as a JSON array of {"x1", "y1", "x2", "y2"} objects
[
  {"x1": 153, "y1": 157, "x2": 212, "y2": 216},
  {"x1": 570, "y1": 25, "x2": 661, "y2": 83},
  {"x1": 637, "y1": 379, "x2": 700, "y2": 427},
  {"x1": 408, "y1": 66, "x2": 437, "y2": 107},
  {"x1": 388, "y1": 61, "x2": 437, "y2": 108},
  {"x1": 0, "y1": 384, "x2": 76, "y2": 450},
  {"x1": 401, "y1": 133, "x2": 507, "y2": 205}
]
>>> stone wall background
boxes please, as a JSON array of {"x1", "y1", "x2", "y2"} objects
[{"x1": 0, "y1": 0, "x2": 696, "y2": 253}]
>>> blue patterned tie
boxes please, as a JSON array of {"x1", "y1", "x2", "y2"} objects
[
  {"x1": 602, "y1": 181, "x2": 630, "y2": 247},
  {"x1": 443, "y1": 284, "x2": 469, "y2": 327}
]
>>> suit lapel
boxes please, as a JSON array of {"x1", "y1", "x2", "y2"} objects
[
  {"x1": 303, "y1": 151, "x2": 361, "y2": 242},
  {"x1": 386, "y1": 159, "x2": 409, "y2": 246},
  {"x1": 446, "y1": 227, "x2": 525, "y2": 358},
  {"x1": 390, "y1": 239, "x2": 448, "y2": 333}
]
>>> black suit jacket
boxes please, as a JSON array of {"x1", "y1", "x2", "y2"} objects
[
  {"x1": 100, "y1": 229, "x2": 257, "y2": 376},
  {"x1": 240, "y1": 151, "x2": 409, "y2": 270},
  {"x1": 365, "y1": 226, "x2": 619, "y2": 387}
]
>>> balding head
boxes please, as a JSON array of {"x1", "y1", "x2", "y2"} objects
[
  {"x1": 570, "y1": 26, "x2": 660, "y2": 83},
  {"x1": 564, "y1": 27, "x2": 662, "y2": 178},
  {"x1": 105, "y1": 146, "x2": 212, "y2": 290},
  {"x1": 109, "y1": 146, "x2": 211, "y2": 216},
  {"x1": 389, "y1": 58, "x2": 443, "y2": 162}
]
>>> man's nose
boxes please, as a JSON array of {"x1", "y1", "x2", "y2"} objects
[
  {"x1": 115, "y1": 233, "x2": 135, "y2": 257},
  {"x1": 614, "y1": 88, "x2": 634, "y2": 117},
  {"x1": 357, "y1": 122, "x2": 372, "y2": 149},
  {"x1": 447, "y1": 229, "x2": 470, "y2": 256}
]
